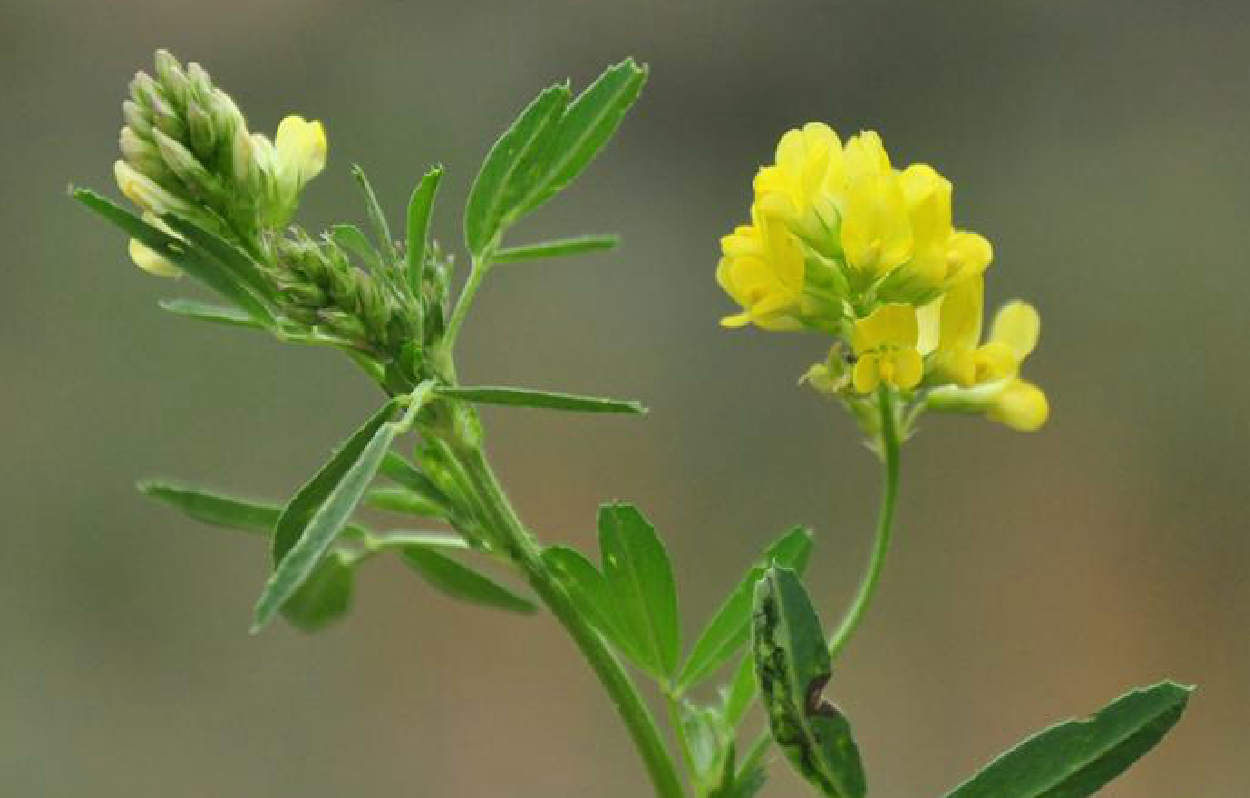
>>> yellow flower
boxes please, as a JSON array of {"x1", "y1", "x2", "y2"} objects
[
  {"x1": 274, "y1": 115, "x2": 327, "y2": 189},
  {"x1": 840, "y1": 171, "x2": 913, "y2": 277},
  {"x1": 922, "y1": 291, "x2": 1048, "y2": 431},
  {"x1": 126, "y1": 213, "x2": 184, "y2": 277},
  {"x1": 851, "y1": 304, "x2": 923, "y2": 393},
  {"x1": 716, "y1": 215, "x2": 807, "y2": 330},
  {"x1": 753, "y1": 123, "x2": 843, "y2": 247},
  {"x1": 113, "y1": 160, "x2": 193, "y2": 217},
  {"x1": 987, "y1": 378, "x2": 1049, "y2": 431},
  {"x1": 920, "y1": 279, "x2": 1038, "y2": 387}
]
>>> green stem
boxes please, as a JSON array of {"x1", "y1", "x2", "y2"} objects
[
  {"x1": 452, "y1": 441, "x2": 686, "y2": 798},
  {"x1": 828, "y1": 386, "x2": 902, "y2": 661},
  {"x1": 444, "y1": 254, "x2": 489, "y2": 349},
  {"x1": 663, "y1": 688, "x2": 697, "y2": 789}
]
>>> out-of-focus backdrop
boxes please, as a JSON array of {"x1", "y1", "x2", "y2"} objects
[{"x1": 2, "y1": 1, "x2": 1246, "y2": 796}]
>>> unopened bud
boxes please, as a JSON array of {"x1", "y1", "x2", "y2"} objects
[
  {"x1": 129, "y1": 72, "x2": 159, "y2": 109},
  {"x1": 185, "y1": 100, "x2": 216, "y2": 159},
  {"x1": 122, "y1": 100, "x2": 152, "y2": 138},
  {"x1": 186, "y1": 62, "x2": 214, "y2": 103},
  {"x1": 231, "y1": 126, "x2": 259, "y2": 191},
  {"x1": 153, "y1": 49, "x2": 189, "y2": 110},
  {"x1": 119, "y1": 126, "x2": 166, "y2": 177},
  {"x1": 153, "y1": 129, "x2": 210, "y2": 190},
  {"x1": 211, "y1": 88, "x2": 246, "y2": 141},
  {"x1": 113, "y1": 160, "x2": 193, "y2": 216},
  {"x1": 150, "y1": 95, "x2": 186, "y2": 140}
]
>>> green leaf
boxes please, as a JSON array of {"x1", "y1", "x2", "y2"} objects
[
  {"x1": 280, "y1": 550, "x2": 356, "y2": 632},
  {"x1": 351, "y1": 165, "x2": 396, "y2": 261},
  {"x1": 254, "y1": 391, "x2": 423, "y2": 632},
  {"x1": 158, "y1": 298, "x2": 263, "y2": 329},
  {"x1": 543, "y1": 545, "x2": 641, "y2": 657},
  {"x1": 406, "y1": 165, "x2": 443, "y2": 297},
  {"x1": 436, "y1": 385, "x2": 645, "y2": 415},
  {"x1": 74, "y1": 188, "x2": 272, "y2": 323},
  {"x1": 401, "y1": 546, "x2": 536, "y2": 614},
  {"x1": 599, "y1": 503, "x2": 681, "y2": 679},
  {"x1": 680, "y1": 526, "x2": 813, "y2": 690},
  {"x1": 271, "y1": 400, "x2": 400, "y2": 564},
  {"x1": 364, "y1": 486, "x2": 447, "y2": 519},
  {"x1": 464, "y1": 83, "x2": 570, "y2": 255},
  {"x1": 512, "y1": 58, "x2": 648, "y2": 218},
  {"x1": 724, "y1": 653, "x2": 758, "y2": 729},
  {"x1": 379, "y1": 451, "x2": 453, "y2": 510},
  {"x1": 139, "y1": 480, "x2": 280, "y2": 535},
  {"x1": 752, "y1": 566, "x2": 865, "y2": 798},
  {"x1": 494, "y1": 234, "x2": 619, "y2": 264},
  {"x1": 942, "y1": 681, "x2": 1193, "y2": 798},
  {"x1": 330, "y1": 223, "x2": 382, "y2": 269},
  {"x1": 160, "y1": 214, "x2": 275, "y2": 302}
]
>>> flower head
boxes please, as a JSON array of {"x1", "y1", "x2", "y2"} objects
[{"x1": 717, "y1": 121, "x2": 1047, "y2": 434}]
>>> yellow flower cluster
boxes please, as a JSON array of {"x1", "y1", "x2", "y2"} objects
[{"x1": 718, "y1": 123, "x2": 1047, "y2": 431}]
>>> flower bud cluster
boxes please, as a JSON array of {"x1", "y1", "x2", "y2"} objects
[
  {"x1": 721, "y1": 124, "x2": 1047, "y2": 431},
  {"x1": 115, "y1": 50, "x2": 326, "y2": 274},
  {"x1": 271, "y1": 231, "x2": 418, "y2": 354}
]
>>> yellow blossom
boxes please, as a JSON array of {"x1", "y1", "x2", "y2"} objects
[
  {"x1": 716, "y1": 215, "x2": 806, "y2": 330},
  {"x1": 274, "y1": 115, "x2": 327, "y2": 190},
  {"x1": 125, "y1": 213, "x2": 184, "y2": 277},
  {"x1": 851, "y1": 304, "x2": 923, "y2": 393},
  {"x1": 753, "y1": 123, "x2": 844, "y2": 247},
  {"x1": 113, "y1": 160, "x2": 193, "y2": 217},
  {"x1": 920, "y1": 280, "x2": 1039, "y2": 388},
  {"x1": 840, "y1": 171, "x2": 913, "y2": 277},
  {"x1": 987, "y1": 378, "x2": 1049, "y2": 431}
]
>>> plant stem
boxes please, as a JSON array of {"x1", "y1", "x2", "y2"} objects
[
  {"x1": 827, "y1": 386, "x2": 902, "y2": 661},
  {"x1": 444, "y1": 254, "x2": 489, "y2": 349},
  {"x1": 452, "y1": 441, "x2": 687, "y2": 798}
]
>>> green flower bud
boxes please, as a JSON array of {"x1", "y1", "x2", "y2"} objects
[
  {"x1": 153, "y1": 49, "x2": 189, "y2": 110},
  {"x1": 122, "y1": 100, "x2": 152, "y2": 138},
  {"x1": 185, "y1": 100, "x2": 216, "y2": 159}
]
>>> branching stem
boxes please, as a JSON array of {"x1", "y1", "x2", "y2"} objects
[{"x1": 828, "y1": 386, "x2": 902, "y2": 661}]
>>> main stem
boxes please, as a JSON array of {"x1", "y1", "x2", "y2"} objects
[
  {"x1": 828, "y1": 386, "x2": 902, "y2": 660},
  {"x1": 452, "y1": 441, "x2": 686, "y2": 798}
]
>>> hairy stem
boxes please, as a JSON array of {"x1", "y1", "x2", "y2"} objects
[
  {"x1": 827, "y1": 386, "x2": 902, "y2": 660},
  {"x1": 451, "y1": 439, "x2": 687, "y2": 798}
]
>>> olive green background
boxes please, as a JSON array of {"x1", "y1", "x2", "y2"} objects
[{"x1": 2, "y1": 1, "x2": 1247, "y2": 796}]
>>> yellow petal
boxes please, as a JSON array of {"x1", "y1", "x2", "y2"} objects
[
  {"x1": 945, "y1": 230, "x2": 993, "y2": 283},
  {"x1": 972, "y1": 341, "x2": 1019, "y2": 383},
  {"x1": 128, "y1": 238, "x2": 181, "y2": 277},
  {"x1": 853, "y1": 353, "x2": 882, "y2": 394},
  {"x1": 852, "y1": 304, "x2": 919, "y2": 353},
  {"x1": 988, "y1": 379, "x2": 1049, "y2": 431},
  {"x1": 891, "y1": 347, "x2": 923, "y2": 390},
  {"x1": 843, "y1": 130, "x2": 891, "y2": 180},
  {"x1": 989, "y1": 301, "x2": 1040, "y2": 360},
  {"x1": 941, "y1": 276, "x2": 984, "y2": 353},
  {"x1": 275, "y1": 115, "x2": 327, "y2": 183},
  {"x1": 840, "y1": 173, "x2": 913, "y2": 274}
]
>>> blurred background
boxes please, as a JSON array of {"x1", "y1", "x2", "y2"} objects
[{"x1": 2, "y1": 0, "x2": 1247, "y2": 795}]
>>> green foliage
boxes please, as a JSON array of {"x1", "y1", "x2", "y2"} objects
[
  {"x1": 406, "y1": 165, "x2": 443, "y2": 297},
  {"x1": 271, "y1": 399, "x2": 401, "y2": 563},
  {"x1": 363, "y1": 486, "x2": 447, "y2": 518},
  {"x1": 74, "y1": 189, "x2": 272, "y2": 323},
  {"x1": 157, "y1": 298, "x2": 262, "y2": 329},
  {"x1": 281, "y1": 550, "x2": 356, "y2": 631},
  {"x1": 464, "y1": 59, "x2": 646, "y2": 256},
  {"x1": 752, "y1": 566, "x2": 865, "y2": 798},
  {"x1": 401, "y1": 546, "x2": 536, "y2": 614},
  {"x1": 435, "y1": 385, "x2": 645, "y2": 414},
  {"x1": 599, "y1": 503, "x2": 681, "y2": 680},
  {"x1": 943, "y1": 681, "x2": 1193, "y2": 798},
  {"x1": 140, "y1": 480, "x2": 280, "y2": 535},
  {"x1": 680, "y1": 526, "x2": 813, "y2": 691},
  {"x1": 494, "y1": 234, "x2": 619, "y2": 264},
  {"x1": 255, "y1": 381, "x2": 435, "y2": 631},
  {"x1": 350, "y1": 165, "x2": 396, "y2": 262}
]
